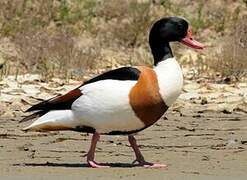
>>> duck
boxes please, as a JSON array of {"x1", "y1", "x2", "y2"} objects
[{"x1": 21, "y1": 16, "x2": 205, "y2": 168}]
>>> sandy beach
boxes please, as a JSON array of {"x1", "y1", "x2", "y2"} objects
[{"x1": 1, "y1": 108, "x2": 247, "y2": 179}]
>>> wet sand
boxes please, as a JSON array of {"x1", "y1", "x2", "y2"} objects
[{"x1": 1, "y1": 108, "x2": 247, "y2": 180}]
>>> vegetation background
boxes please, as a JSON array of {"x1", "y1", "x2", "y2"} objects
[{"x1": 0, "y1": 0, "x2": 246, "y2": 82}]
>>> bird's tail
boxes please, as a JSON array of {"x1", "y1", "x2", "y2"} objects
[
  {"x1": 22, "y1": 110, "x2": 77, "y2": 132},
  {"x1": 19, "y1": 110, "x2": 47, "y2": 123}
]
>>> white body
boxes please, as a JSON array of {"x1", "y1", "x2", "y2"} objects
[
  {"x1": 73, "y1": 80, "x2": 145, "y2": 133},
  {"x1": 24, "y1": 80, "x2": 145, "y2": 133},
  {"x1": 24, "y1": 58, "x2": 183, "y2": 133}
]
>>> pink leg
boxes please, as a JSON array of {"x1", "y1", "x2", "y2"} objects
[
  {"x1": 87, "y1": 132, "x2": 109, "y2": 168},
  {"x1": 128, "y1": 135, "x2": 167, "y2": 168}
]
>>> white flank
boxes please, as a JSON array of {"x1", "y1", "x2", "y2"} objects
[
  {"x1": 154, "y1": 57, "x2": 183, "y2": 106},
  {"x1": 72, "y1": 80, "x2": 145, "y2": 133},
  {"x1": 24, "y1": 80, "x2": 145, "y2": 133}
]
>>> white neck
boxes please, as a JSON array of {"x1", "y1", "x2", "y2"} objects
[{"x1": 154, "y1": 58, "x2": 183, "y2": 106}]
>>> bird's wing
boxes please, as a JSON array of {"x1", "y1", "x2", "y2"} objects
[{"x1": 20, "y1": 67, "x2": 140, "y2": 122}]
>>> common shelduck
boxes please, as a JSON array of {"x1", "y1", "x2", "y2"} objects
[{"x1": 21, "y1": 17, "x2": 205, "y2": 168}]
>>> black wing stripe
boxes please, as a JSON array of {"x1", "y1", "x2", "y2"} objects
[{"x1": 82, "y1": 67, "x2": 140, "y2": 86}]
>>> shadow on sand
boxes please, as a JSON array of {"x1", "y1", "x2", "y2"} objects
[{"x1": 13, "y1": 162, "x2": 138, "y2": 168}]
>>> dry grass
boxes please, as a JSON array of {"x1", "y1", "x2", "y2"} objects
[
  {"x1": 208, "y1": 16, "x2": 247, "y2": 82},
  {"x1": 14, "y1": 30, "x2": 100, "y2": 81},
  {"x1": 0, "y1": 0, "x2": 246, "y2": 81},
  {"x1": 97, "y1": 0, "x2": 152, "y2": 47}
]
